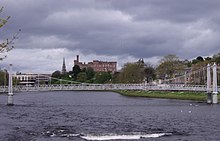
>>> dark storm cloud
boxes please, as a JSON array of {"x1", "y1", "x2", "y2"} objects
[{"x1": 1, "y1": 0, "x2": 220, "y2": 72}]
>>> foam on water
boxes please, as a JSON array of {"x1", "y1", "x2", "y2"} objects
[
  {"x1": 80, "y1": 133, "x2": 172, "y2": 140},
  {"x1": 61, "y1": 133, "x2": 80, "y2": 137}
]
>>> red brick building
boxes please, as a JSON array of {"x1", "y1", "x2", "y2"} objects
[{"x1": 74, "y1": 55, "x2": 117, "y2": 73}]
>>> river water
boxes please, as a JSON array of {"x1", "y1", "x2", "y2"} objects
[{"x1": 0, "y1": 91, "x2": 220, "y2": 141}]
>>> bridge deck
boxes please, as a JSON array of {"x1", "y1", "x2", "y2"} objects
[{"x1": 1, "y1": 84, "x2": 219, "y2": 93}]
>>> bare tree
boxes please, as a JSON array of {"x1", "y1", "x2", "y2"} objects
[
  {"x1": 156, "y1": 54, "x2": 185, "y2": 79},
  {"x1": 0, "y1": 6, "x2": 20, "y2": 60}
]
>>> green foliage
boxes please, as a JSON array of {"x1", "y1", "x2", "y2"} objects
[
  {"x1": 72, "y1": 65, "x2": 81, "y2": 79},
  {"x1": 111, "y1": 72, "x2": 120, "y2": 83},
  {"x1": 117, "y1": 90, "x2": 207, "y2": 101},
  {"x1": 205, "y1": 57, "x2": 212, "y2": 61},
  {"x1": 0, "y1": 70, "x2": 7, "y2": 86},
  {"x1": 51, "y1": 70, "x2": 61, "y2": 78},
  {"x1": 186, "y1": 61, "x2": 192, "y2": 68},
  {"x1": 39, "y1": 80, "x2": 46, "y2": 85},
  {"x1": 196, "y1": 56, "x2": 204, "y2": 62},
  {"x1": 13, "y1": 77, "x2": 19, "y2": 85},
  {"x1": 51, "y1": 70, "x2": 61, "y2": 84},
  {"x1": 52, "y1": 53, "x2": 220, "y2": 84},
  {"x1": 85, "y1": 67, "x2": 95, "y2": 80},
  {"x1": 119, "y1": 62, "x2": 144, "y2": 83},
  {"x1": 77, "y1": 72, "x2": 87, "y2": 82},
  {"x1": 116, "y1": 60, "x2": 155, "y2": 84},
  {"x1": 192, "y1": 56, "x2": 204, "y2": 64},
  {"x1": 95, "y1": 72, "x2": 111, "y2": 84},
  {"x1": 212, "y1": 53, "x2": 220, "y2": 64},
  {"x1": 156, "y1": 54, "x2": 185, "y2": 79},
  {"x1": 81, "y1": 68, "x2": 86, "y2": 72},
  {"x1": 0, "y1": 69, "x2": 19, "y2": 86},
  {"x1": 144, "y1": 63, "x2": 156, "y2": 83},
  {"x1": 0, "y1": 7, "x2": 10, "y2": 28}
]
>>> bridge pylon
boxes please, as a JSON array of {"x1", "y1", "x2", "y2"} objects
[
  {"x1": 212, "y1": 63, "x2": 218, "y2": 104},
  {"x1": 7, "y1": 64, "x2": 14, "y2": 106},
  {"x1": 207, "y1": 64, "x2": 212, "y2": 104},
  {"x1": 207, "y1": 63, "x2": 218, "y2": 104}
]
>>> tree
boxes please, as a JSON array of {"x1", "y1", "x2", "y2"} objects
[
  {"x1": 192, "y1": 56, "x2": 204, "y2": 64},
  {"x1": 0, "y1": 69, "x2": 7, "y2": 86},
  {"x1": 205, "y1": 57, "x2": 212, "y2": 61},
  {"x1": 111, "y1": 72, "x2": 120, "y2": 83},
  {"x1": 0, "y1": 7, "x2": 9, "y2": 28},
  {"x1": 156, "y1": 54, "x2": 185, "y2": 79},
  {"x1": 85, "y1": 67, "x2": 95, "y2": 80},
  {"x1": 212, "y1": 53, "x2": 220, "y2": 64},
  {"x1": 51, "y1": 70, "x2": 61, "y2": 78},
  {"x1": 72, "y1": 65, "x2": 81, "y2": 80},
  {"x1": 196, "y1": 56, "x2": 204, "y2": 62},
  {"x1": 144, "y1": 63, "x2": 156, "y2": 83},
  {"x1": 51, "y1": 70, "x2": 61, "y2": 84},
  {"x1": 95, "y1": 72, "x2": 111, "y2": 84},
  {"x1": 0, "y1": 7, "x2": 19, "y2": 60},
  {"x1": 77, "y1": 72, "x2": 87, "y2": 82},
  {"x1": 118, "y1": 62, "x2": 144, "y2": 83}
]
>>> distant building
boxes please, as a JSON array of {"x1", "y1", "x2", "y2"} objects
[
  {"x1": 74, "y1": 55, "x2": 117, "y2": 73},
  {"x1": 13, "y1": 73, "x2": 51, "y2": 86}
]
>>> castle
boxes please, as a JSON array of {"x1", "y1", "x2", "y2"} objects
[{"x1": 74, "y1": 55, "x2": 117, "y2": 73}]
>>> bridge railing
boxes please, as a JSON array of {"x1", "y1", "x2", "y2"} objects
[
  {"x1": 0, "y1": 86, "x2": 8, "y2": 93},
  {"x1": 143, "y1": 84, "x2": 207, "y2": 92},
  {"x1": 1, "y1": 84, "x2": 219, "y2": 93}
]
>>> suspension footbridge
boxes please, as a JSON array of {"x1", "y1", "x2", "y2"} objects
[
  {"x1": 0, "y1": 83, "x2": 216, "y2": 92},
  {"x1": 1, "y1": 63, "x2": 220, "y2": 105}
]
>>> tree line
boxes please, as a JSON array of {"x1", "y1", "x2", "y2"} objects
[
  {"x1": 50, "y1": 58, "x2": 155, "y2": 84},
  {"x1": 50, "y1": 53, "x2": 220, "y2": 84},
  {"x1": 51, "y1": 66, "x2": 112, "y2": 84}
]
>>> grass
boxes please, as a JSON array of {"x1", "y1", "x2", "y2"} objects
[{"x1": 115, "y1": 90, "x2": 211, "y2": 101}]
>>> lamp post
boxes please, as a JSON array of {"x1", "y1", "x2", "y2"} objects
[{"x1": 7, "y1": 64, "x2": 14, "y2": 106}]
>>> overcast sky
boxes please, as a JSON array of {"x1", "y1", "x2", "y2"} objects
[{"x1": 1, "y1": 0, "x2": 220, "y2": 73}]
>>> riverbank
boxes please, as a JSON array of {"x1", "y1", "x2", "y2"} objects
[{"x1": 116, "y1": 90, "x2": 211, "y2": 101}]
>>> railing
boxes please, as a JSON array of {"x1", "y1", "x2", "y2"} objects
[
  {"x1": 143, "y1": 84, "x2": 208, "y2": 92},
  {"x1": 1, "y1": 84, "x2": 220, "y2": 93}
]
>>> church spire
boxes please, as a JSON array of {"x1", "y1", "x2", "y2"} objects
[{"x1": 62, "y1": 57, "x2": 67, "y2": 74}]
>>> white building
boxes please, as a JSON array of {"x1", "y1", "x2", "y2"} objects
[{"x1": 13, "y1": 73, "x2": 51, "y2": 86}]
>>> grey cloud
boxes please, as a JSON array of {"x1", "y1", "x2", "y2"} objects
[
  {"x1": 109, "y1": 0, "x2": 220, "y2": 22},
  {"x1": 1, "y1": 0, "x2": 220, "y2": 72}
]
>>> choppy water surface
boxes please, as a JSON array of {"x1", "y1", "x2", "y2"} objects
[{"x1": 0, "y1": 91, "x2": 220, "y2": 141}]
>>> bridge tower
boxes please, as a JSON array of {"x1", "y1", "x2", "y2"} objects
[
  {"x1": 7, "y1": 64, "x2": 14, "y2": 106},
  {"x1": 207, "y1": 63, "x2": 218, "y2": 104},
  {"x1": 212, "y1": 63, "x2": 218, "y2": 104},
  {"x1": 207, "y1": 64, "x2": 212, "y2": 104}
]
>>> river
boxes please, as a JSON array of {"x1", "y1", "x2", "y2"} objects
[{"x1": 0, "y1": 91, "x2": 219, "y2": 141}]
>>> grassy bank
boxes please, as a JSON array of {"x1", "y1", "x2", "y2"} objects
[{"x1": 116, "y1": 90, "x2": 210, "y2": 101}]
